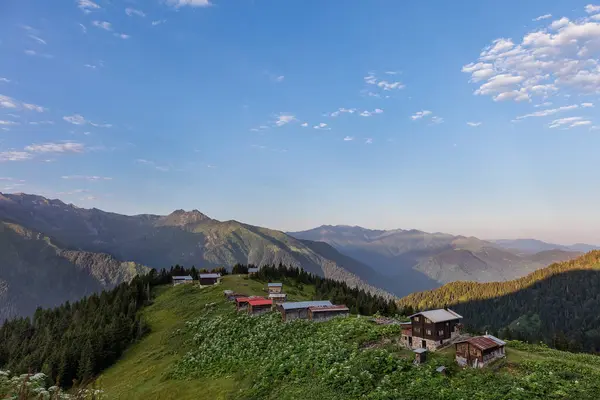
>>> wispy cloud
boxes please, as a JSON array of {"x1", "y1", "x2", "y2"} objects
[
  {"x1": 467, "y1": 121, "x2": 482, "y2": 127},
  {"x1": 533, "y1": 14, "x2": 552, "y2": 21},
  {"x1": 166, "y1": 0, "x2": 212, "y2": 8},
  {"x1": 61, "y1": 175, "x2": 112, "y2": 181},
  {"x1": 411, "y1": 110, "x2": 432, "y2": 120},
  {"x1": 431, "y1": 116, "x2": 444, "y2": 124},
  {"x1": 327, "y1": 108, "x2": 356, "y2": 117},
  {"x1": 548, "y1": 116, "x2": 592, "y2": 129},
  {"x1": 0, "y1": 94, "x2": 46, "y2": 112},
  {"x1": 364, "y1": 72, "x2": 405, "y2": 92},
  {"x1": 0, "y1": 77, "x2": 11, "y2": 83},
  {"x1": 515, "y1": 104, "x2": 579, "y2": 119},
  {"x1": 114, "y1": 33, "x2": 130, "y2": 39},
  {"x1": 92, "y1": 21, "x2": 112, "y2": 31},
  {"x1": 63, "y1": 114, "x2": 111, "y2": 128},
  {"x1": 0, "y1": 177, "x2": 25, "y2": 182},
  {"x1": 29, "y1": 120, "x2": 54, "y2": 125},
  {"x1": 152, "y1": 20, "x2": 167, "y2": 26},
  {"x1": 0, "y1": 151, "x2": 32, "y2": 162},
  {"x1": 24, "y1": 50, "x2": 53, "y2": 59},
  {"x1": 77, "y1": 0, "x2": 100, "y2": 14},
  {"x1": 274, "y1": 75, "x2": 285, "y2": 83},
  {"x1": 360, "y1": 109, "x2": 383, "y2": 117},
  {"x1": 582, "y1": 102, "x2": 594, "y2": 108},
  {"x1": 343, "y1": 136, "x2": 353, "y2": 141},
  {"x1": 365, "y1": 138, "x2": 373, "y2": 144},
  {"x1": 25, "y1": 142, "x2": 85, "y2": 153},
  {"x1": 313, "y1": 122, "x2": 330, "y2": 130},
  {"x1": 125, "y1": 8, "x2": 146, "y2": 17},
  {"x1": 275, "y1": 114, "x2": 296, "y2": 127},
  {"x1": 135, "y1": 159, "x2": 170, "y2": 172},
  {"x1": 300, "y1": 122, "x2": 308, "y2": 127},
  {"x1": 0, "y1": 120, "x2": 19, "y2": 126},
  {"x1": 585, "y1": 4, "x2": 600, "y2": 13},
  {"x1": 28, "y1": 35, "x2": 46, "y2": 45},
  {"x1": 79, "y1": 23, "x2": 87, "y2": 34}
]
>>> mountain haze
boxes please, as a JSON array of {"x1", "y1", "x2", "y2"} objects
[{"x1": 289, "y1": 225, "x2": 581, "y2": 293}]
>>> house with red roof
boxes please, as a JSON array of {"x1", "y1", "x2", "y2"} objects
[{"x1": 247, "y1": 298, "x2": 273, "y2": 316}]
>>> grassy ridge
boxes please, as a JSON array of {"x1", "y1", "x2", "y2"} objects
[{"x1": 98, "y1": 275, "x2": 600, "y2": 399}]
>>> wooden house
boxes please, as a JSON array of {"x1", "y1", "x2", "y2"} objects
[
  {"x1": 248, "y1": 267, "x2": 259, "y2": 276},
  {"x1": 172, "y1": 275, "x2": 193, "y2": 286},
  {"x1": 402, "y1": 308, "x2": 462, "y2": 351},
  {"x1": 455, "y1": 335, "x2": 506, "y2": 368},
  {"x1": 277, "y1": 301, "x2": 332, "y2": 322},
  {"x1": 199, "y1": 273, "x2": 221, "y2": 286},
  {"x1": 308, "y1": 305, "x2": 350, "y2": 322},
  {"x1": 267, "y1": 283, "x2": 283, "y2": 294},
  {"x1": 247, "y1": 298, "x2": 273, "y2": 316},
  {"x1": 268, "y1": 293, "x2": 287, "y2": 305},
  {"x1": 235, "y1": 296, "x2": 263, "y2": 312},
  {"x1": 413, "y1": 348, "x2": 428, "y2": 365}
]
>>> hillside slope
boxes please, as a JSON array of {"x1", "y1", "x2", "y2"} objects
[
  {"x1": 0, "y1": 192, "x2": 385, "y2": 302},
  {"x1": 97, "y1": 275, "x2": 600, "y2": 399},
  {"x1": 289, "y1": 225, "x2": 581, "y2": 288},
  {"x1": 0, "y1": 220, "x2": 149, "y2": 320},
  {"x1": 400, "y1": 251, "x2": 600, "y2": 353}
]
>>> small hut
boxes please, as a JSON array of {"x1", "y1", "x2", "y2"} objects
[
  {"x1": 199, "y1": 273, "x2": 221, "y2": 286},
  {"x1": 308, "y1": 305, "x2": 350, "y2": 322},
  {"x1": 248, "y1": 267, "x2": 259, "y2": 276},
  {"x1": 414, "y1": 348, "x2": 428, "y2": 365},
  {"x1": 268, "y1": 293, "x2": 287, "y2": 305},
  {"x1": 267, "y1": 283, "x2": 283, "y2": 294},
  {"x1": 172, "y1": 276, "x2": 193, "y2": 286},
  {"x1": 278, "y1": 301, "x2": 333, "y2": 322},
  {"x1": 248, "y1": 298, "x2": 273, "y2": 316}
]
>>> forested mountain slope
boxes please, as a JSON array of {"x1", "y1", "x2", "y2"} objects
[
  {"x1": 400, "y1": 251, "x2": 600, "y2": 353},
  {"x1": 289, "y1": 225, "x2": 581, "y2": 291},
  {"x1": 0, "y1": 220, "x2": 149, "y2": 320}
]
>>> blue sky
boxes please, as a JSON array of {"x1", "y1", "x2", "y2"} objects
[{"x1": 1, "y1": 0, "x2": 600, "y2": 244}]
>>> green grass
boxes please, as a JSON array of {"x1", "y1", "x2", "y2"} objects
[{"x1": 97, "y1": 275, "x2": 313, "y2": 400}]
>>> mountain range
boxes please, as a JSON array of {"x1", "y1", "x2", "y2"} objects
[
  {"x1": 288, "y1": 225, "x2": 584, "y2": 292},
  {"x1": 0, "y1": 192, "x2": 390, "y2": 319}
]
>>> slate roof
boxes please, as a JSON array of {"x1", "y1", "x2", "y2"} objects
[
  {"x1": 309, "y1": 305, "x2": 349, "y2": 313},
  {"x1": 408, "y1": 308, "x2": 463, "y2": 323},
  {"x1": 279, "y1": 301, "x2": 332, "y2": 310},
  {"x1": 199, "y1": 273, "x2": 221, "y2": 279},
  {"x1": 172, "y1": 275, "x2": 193, "y2": 280}
]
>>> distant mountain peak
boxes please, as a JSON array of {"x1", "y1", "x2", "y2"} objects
[{"x1": 159, "y1": 209, "x2": 213, "y2": 226}]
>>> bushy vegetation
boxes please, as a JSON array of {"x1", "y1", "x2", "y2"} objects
[
  {"x1": 400, "y1": 251, "x2": 600, "y2": 353},
  {"x1": 251, "y1": 264, "x2": 400, "y2": 316},
  {"x1": 0, "y1": 370, "x2": 104, "y2": 399},
  {"x1": 173, "y1": 308, "x2": 600, "y2": 399}
]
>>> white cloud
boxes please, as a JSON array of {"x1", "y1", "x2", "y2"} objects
[
  {"x1": 548, "y1": 116, "x2": 592, "y2": 128},
  {"x1": 385, "y1": 71, "x2": 400, "y2": 75},
  {"x1": 78, "y1": 0, "x2": 100, "y2": 14},
  {"x1": 25, "y1": 142, "x2": 85, "y2": 153},
  {"x1": 463, "y1": 9, "x2": 600, "y2": 102},
  {"x1": 533, "y1": 14, "x2": 552, "y2": 21},
  {"x1": 516, "y1": 104, "x2": 579, "y2": 119},
  {"x1": 152, "y1": 20, "x2": 167, "y2": 26},
  {"x1": 63, "y1": 114, "x2": 111, "y2": 127},
  {"x1": 582, "y1": 102, "x2": 595, "y2": 107},
  {"x1": 585, "y1": 4, "x2": 600, "y2": 13},
  {"x1": 534, "y1": 101, "x2": 553, "y2": 108},
  {"x1": 431, "y1": 116, "x2": 444, "y2": 124},
  {"x1": 360, "y1": 109, "x2": 384, "y2": 117},
  {"x1": 0, "y1": 94, "x2": 46, "y2": 112},
  {"x1": 125, "y1": 8, "x2": 146, "y2": 17},
  {"x1": 274, "y1": 75, "x2": 284, "y2": 82},
  {"x1": 136, "y1": 159, "x2": 170, "y2": 172},
  {"x1": 28, "y1": 120, "x2": 54, "y2": 125},
  {"x1": 343, "y1": 136, "x2": 353, "y2": 141},
  {"x1": 0, "y1": 77, "x2": 10, "y2": 83},
  {"x1": 365, "y1": 138, "x2": 373, "y2": 144},
  {"x1": 0, "y1": 120, "x2": 19, "y2": 126},
  {"x1": 313, "y1": 122, "x2": 329, "y2": 130},
  {"x1": 275, "y1": 114, "x2": 296, "y2": 127},
  {"x1": 0, "y1": 177, "x2": 25, "y2": 182},
  {"x1": 328, "y1": 108, "x2": 356, "y2": 117},
  {"x1": 61, "y1": 175, "x2": 112, "y2": 181},
  {"x1": 411, "y1": 110, "x2": 432, "y2": 120},
  {"x1": 115, "y1": 33, "x2": 130, "y2": 39},
  {"x1": 467, "y1": 121, "x2": 482, "y2": 127},
  {"x1": 29, "y1": 35, "x2": 46, "y2": 45},
  {"x1": 166, "y1": 0, "x2": 212, "y2": 7},
  {"x1": 79, "y1": 23, "x2": 87, "y2": 34},
  {"x1": 300, "y1": 122, "x2": 308, "y2": 127},
  {"x1": 364, "y1": 72, "x2": 405, "y2": 93},
  {"x1": 24, "y1": 50, "x2": 36, "y2": 56},
  {"x1": 0, "y1": 151, "x2": 32, "y2": 162},
  {"x1": 92, "y1": 21, "x2": 112, "y2": 31}
]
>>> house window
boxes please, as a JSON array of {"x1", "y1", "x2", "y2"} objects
[
  {"x1": 439, "y1": 330, "x2": 444, "y2": 336},
  {"x1": 414, "y1": 327, "x2": 421, "y2": 333},
  {"x1": 425, "y1": 318, "x2": 431, "y2": 324},
  {"x1": 414, "y1": 316, "x2": 419, "y2": 322},
  {"x1": 446, "y1": 322, "x2": 449, "y2": 326},
  {"x1": 426, "y1": 329, "x2": 432, "y2": 335}
]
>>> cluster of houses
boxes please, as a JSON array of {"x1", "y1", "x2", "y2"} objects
[
  {"x1": 224, "y1": 281, "x2": 350, "y2": 322},
  {"x1": 173, "y1": 270, "x2": 506, "y2": 369},
  {"x1": 400, "y1": 308, "x2": 506, "y2": 368},
  {"x1": 172, "y1": 274, "x2": 222, "y2": 286}
]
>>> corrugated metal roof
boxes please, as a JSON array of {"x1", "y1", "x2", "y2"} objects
[
  {"x1": 267, "y1": 283, "x2": 283, "y2": 287},
  {"x1": 408, "y1": 308, "x2": 463, "y2": 323},
  {"x1": 463, "y1": 336, "x2": 500, "y2": 351},
  {"x1": 199, "y1": 273, "x2": 221, "y2": 279},
  {"x1": 309, "y1": 305, "x2": 349, "y2": 313},
  {"x1": 248, "y1": 299, "x2": 273, "y2": 306},
  {"x1": 235, "y1": 296, "x2": 263, "y2": 303},
  {"x1": 484, "y1": 334, "x2": 507, "y2": 346},
  {"x1": 173, "y1": 275, "x2": 193, "y2": 280},
  {"x1": 268, "y1": 293, "x2": 287, "y2": 298},
  {"x1": 279, "y1": 301, "x2": 332, "y2": 310}
]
